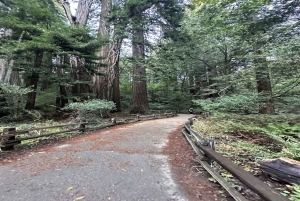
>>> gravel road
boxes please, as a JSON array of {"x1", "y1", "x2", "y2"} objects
[{"x1": 0, "y1": 114, "x2": 224, "y2": 201}]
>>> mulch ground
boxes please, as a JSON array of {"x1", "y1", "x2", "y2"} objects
[{"x1": 163, "y1": 126, "x2": 231, "y2": 201}]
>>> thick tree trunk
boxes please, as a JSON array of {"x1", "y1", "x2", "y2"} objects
[
  {"x1": 92, "y1": 0, "x2": 122, "y2": 105},
  {"x1": 130, "y1": 24, "x2": 149, "y2": 113},
  {"x1": 256, "y1": 66, "x2": 275, "y2": 114},
  {"x1": 75, "y1": 0, "x2": 93, "y2": 25},
  {"x1": 25, "y1": 52, "x2": 43, "y2": 110},
  {"x1": 71, "y1": 0, "x2": 93, "y2": 97},
  {"x1": 61, "y1": 0, "x2": 93, "y2": 100},
  {"x1": 91, "y1": 0, "x2": 110, "y2": 100}
]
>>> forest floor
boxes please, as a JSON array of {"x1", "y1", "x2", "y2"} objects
[
  {"x1": 0, "y1": 114, "x2": 228, "y2": 201},
  {"x1": 192, "y1": 113, "x2": 300, "y2": 201}
]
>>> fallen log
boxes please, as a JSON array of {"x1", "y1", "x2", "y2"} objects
[{"x1": 258, "y1": 157, "x2": 300, "y2": 184}]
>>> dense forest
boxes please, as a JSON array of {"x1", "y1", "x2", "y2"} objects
[
  {"x1": 1, "y1": 1, "x2": 300, "y2": 199},
  {"x1": 0, "y1": 0, "x2": 299, "y2": 120}
]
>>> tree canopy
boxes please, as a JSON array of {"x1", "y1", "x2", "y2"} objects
[{"x1": 0, "y1": 0, "x2": 299, "y2": 120}]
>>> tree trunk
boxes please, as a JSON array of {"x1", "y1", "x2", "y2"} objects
[
  {"x1": 112, "y1": 50, "x2": 121, "y2": 111},
  {"x1": 25, "y1": 52, "x2": 43, "y2": 110},
  {"x1": 56, "y1": 84, "x2": 68, "y2": 109},
  {"x1": 92, "y1": 0, "x2": 122, "y2": 105},
  {"x1": 256, "y1": 65, "x2": 275, "y2": 114},
  {"x1": 55, "y1": 56, "x2": 69, "y2": 109},
  {"x1": 0, "y1": 28, "x2": 20, "y2": 86},
  {"x1": 61, "y1": 0, "x2": 93, "y2": 100},
  {"x1": 75, "y1": 0, "x2": 93, "y2": 25},
  {"x1": 91, "y1": 0, "x2": 110, "y2": 100},
  {"x1": 60, "y1": 0, "x2": 75, "y2": 25},
  {"x1": 130, "y1": 22, "x2": 149, "y2": 113},
  {"x1": 253, "y1": 40, "x2": 275, "y2": 115}
]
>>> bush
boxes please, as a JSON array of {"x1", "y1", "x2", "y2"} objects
[
  {"x1": 64, "y1": 99, "x2": 116, "y2": 118},
  {"x1": 193, "y1": 94, "x2": 258, "y2": 114},
  {"x1": 0, "y1": 83, "x2": 32, "y2": 117}
]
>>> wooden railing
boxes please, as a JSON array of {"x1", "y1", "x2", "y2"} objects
[
  {"x1": 0, "y1": 112, "x2": 176, "y2": 151},
  {"x1": 183, "y1": 117, "x2": 289, "y2": 201}
]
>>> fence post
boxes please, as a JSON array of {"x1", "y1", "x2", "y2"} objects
[
  {"x1": 1, "y1": 128, "x2": 17, "y2": 151},
  {"x1": 79, "y1": 123, "x2": 85, "y2": 132}
]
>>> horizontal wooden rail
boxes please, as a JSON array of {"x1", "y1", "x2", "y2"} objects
[
  {"x1": 183, "y1": 120, "x2": 289, "y2": 201},
  {"x1": 21, "y1": 123, "x2": 78, "y2": 132},
  {"x1": 182, "y1": 129, "x2": 247, "y2": 201},
  {"x1": 1, "y1": 113, "x2": 176, "y2": 151}
]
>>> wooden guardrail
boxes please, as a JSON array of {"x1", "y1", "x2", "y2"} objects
[
  {"x1": 0, "y1": 113, "x2": 177, "y2": 151},
  {"x1": 183, "y1": 117, "x2": 289, "y2": 201}
]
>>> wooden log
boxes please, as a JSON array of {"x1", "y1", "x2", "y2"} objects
[{"x1": 258, "y1": 157, "x2": 300, "y2": 184}]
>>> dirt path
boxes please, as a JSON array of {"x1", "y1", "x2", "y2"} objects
[{"x1": 0, "y1": 114, "x2": 225, "y2": 201}]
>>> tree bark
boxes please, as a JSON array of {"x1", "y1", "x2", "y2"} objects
[
  {"x1": 60, "y1": 0, "x2": 75, "y2": 25},
  {"x1": 55, "y1": 56, "x2": 69, "y2": 109},
  {"x1": 60, "y1": 0, "x2": 93, "y2": 100},
  {"x1": 25, "y1": 52, "x2": 43, "y2": 110},
  {"x1": 56, "y1": 84, "x2": 68, "y2": 109},
  {"x1": 254, "y1": 41, "x2": 275, "y2": 115},
  {"x1": 92, "y1": 0, "x2": 122, "y2": 106},
  {"x1": 256, "y1": 65, "x2": 275, "y2": 114},
  {"x1": 112, "y1": 46, "x2": 121, "y2": 111},
  {"x1": 130, "y1": 22, "x2": 149, "y2": 113},
  {"x1": 75, "y1": 0, "x2": 93, "y2": 25},
  {"x1": 0, "y1": 28, "x2": 20, "y2": 86},
  {"x1": 91, "y1": 0, "x2": 110, "y2": 100}
]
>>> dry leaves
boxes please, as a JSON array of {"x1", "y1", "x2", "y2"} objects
[{"x1": 75, "y1": 196, "x2": 85, "y2": 200}]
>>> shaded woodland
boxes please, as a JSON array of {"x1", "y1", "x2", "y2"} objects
[{"x1": 0, "y1": 0, "x2": 299, "y2": 119}]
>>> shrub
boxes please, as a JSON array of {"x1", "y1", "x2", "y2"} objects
[
  {"x1": 0, "y1": 83, "x2": 32, "y2": 117},
  {"x1": 64, "y1": 99, "x2": 116, "y2": 118},
  {"x1": 193, "y1": 94, "x2": 258, "y2": 114}
]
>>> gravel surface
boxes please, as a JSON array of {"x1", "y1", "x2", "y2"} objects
[{"x1": 0, "y1": 114, "x2": 226, "y2": 201}]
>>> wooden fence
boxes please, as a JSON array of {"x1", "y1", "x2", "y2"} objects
[
  {"x1": 0, "y1": 112, "x2": 176, "y2": 151},
  {"x1": 183, "y1": 117, "x2": 289, "y2": 201}
]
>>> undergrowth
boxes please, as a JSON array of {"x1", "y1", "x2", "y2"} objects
[{"x1": 191, "y1": 113, "x2": 300, "y2": 200}]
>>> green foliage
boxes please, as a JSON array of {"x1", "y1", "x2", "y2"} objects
[
  {"x1": 0, "y1": 83, "x2": 32, "y2": 117},
  {"x1": 193, "y1": 94, "x2": 258, "y2": 114},
  {"x1": 149, "y1": 0, "x2": 300, "y2": 114},
  {"x1": 286, "y1": 184, "x2": 300, "y2": 201},
  {"x1": 208, "y1": 113, "x2": 300, "y2": 160},
  {"x1": 64, "y1": 100, "x2": 116, "y2": 118},
  {"x1": 267, "y1": 123, "x2": 300, "y2": 141},
  {"x1": 147, "y1": 82, "x2": 192, "y2": 112}
]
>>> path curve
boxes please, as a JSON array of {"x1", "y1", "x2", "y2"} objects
[{"x1": 0, "y1": 114, "x2": 224, "y2": 201}]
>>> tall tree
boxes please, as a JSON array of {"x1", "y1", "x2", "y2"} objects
[{"x1": 118, "y1": 0, "x2": 183, "y2": 113}]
